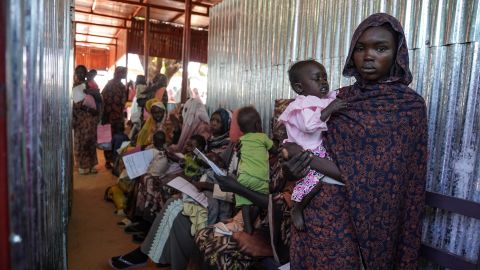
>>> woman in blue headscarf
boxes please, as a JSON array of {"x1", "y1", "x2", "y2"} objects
[{"x1": 206, "y1": 108, "x2": 232, "y2": 154}]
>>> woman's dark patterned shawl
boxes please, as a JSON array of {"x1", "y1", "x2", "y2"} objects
[{"x1": 324, "y1": 13, "x2": 428, "y2": 269}]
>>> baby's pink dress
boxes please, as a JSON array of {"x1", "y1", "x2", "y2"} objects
[{"x1": 278, "y1": 92, "x2": 336, "y2": 202}]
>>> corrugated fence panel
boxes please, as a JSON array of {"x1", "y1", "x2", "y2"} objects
[
  {"x1": 6, "y1": 0, "x2": 73, "y2": 269},
  {"x1": 207, "y1": 0, "x2": 480, "y2": 266}
]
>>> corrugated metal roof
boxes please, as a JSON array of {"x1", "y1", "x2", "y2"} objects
[
  {"x1": 206, "y1": 0, "x2": 480, "y2": 265},
  {"x1": 74, "y1": 0, "x2": 222, "y2": 49}
]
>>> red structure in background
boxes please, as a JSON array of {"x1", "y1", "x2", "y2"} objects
[
  {"x1": 0, "y1": 1, "x2": 11, "y2": 269},
  {"x1": 75, "y1": 46, "x2": 111, "y2": 70},
  {"x1": 127, "y1": 18, "x2": 208, "y2": 64}
]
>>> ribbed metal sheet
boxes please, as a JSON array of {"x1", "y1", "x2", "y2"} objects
[
  {"x1": 5, "y1": 0, "x2": 73, "y2": 269},
  {"x1": 207, "y1": 0, "x2": 480, "y2": 266}
]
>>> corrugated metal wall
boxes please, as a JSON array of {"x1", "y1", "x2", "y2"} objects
[
  {"x1": 207, "y1": 0, "x2": 480, "y2": 266},
  {"x1": 5, "y1": 0, "x2": 73, "y2": 269}
]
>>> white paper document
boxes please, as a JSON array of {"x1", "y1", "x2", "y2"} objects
[
  {"x1": 117, "y1": 141, "x2": 131, "y2": 154},
  {"x1": 167, "y1": 177, "x2": 209, "y2": 207},
  {"x1": 72, "y1": 84, "x2": 86, "y2": 103},
  {"x1": 193, "y1": 148, "x2": 226, "y2": 176},
  {"x1": 213, "y1": 184, "x2": 234, "y2": 202},
  {"x1": 122, "y1": 149, "x2": 155, "y2": 179}
]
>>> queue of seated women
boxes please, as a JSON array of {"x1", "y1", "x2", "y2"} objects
[
  {"x1": 103, "y1": 92, "x2": 295, "y2": 270},
  {"x1": 88, "y1": 13, "x2": 428, "y2": 270}
]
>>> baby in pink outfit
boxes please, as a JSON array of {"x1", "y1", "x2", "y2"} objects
[{"x1": 278, "y1": 60, "x2": 347, "y2": 231}]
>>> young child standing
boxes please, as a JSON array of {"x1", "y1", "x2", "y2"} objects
[
  {"x1": 236, "y1": 106, "x2": 275, "y2": 233},
  {"x1": 278, "y1": 60, "x2": 347, "y2": 231}
]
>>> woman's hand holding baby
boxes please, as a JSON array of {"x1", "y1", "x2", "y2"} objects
[
  {"x1": 282, "y1": 142, "x2": 304, "y2": 160},
  {"x1": 283, "y1": 151, "x2": 312, "y2": 180}
]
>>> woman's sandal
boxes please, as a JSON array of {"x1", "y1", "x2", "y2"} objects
[
  {"x1": 117, "y1": 218, "x2": 132, "y2": 227},
  {"x1": 108, "y1": 256, "x2": 147, "y2": 270},
  {"x1": 78, "y1": 168, "x2": 90, "y2": 175}
]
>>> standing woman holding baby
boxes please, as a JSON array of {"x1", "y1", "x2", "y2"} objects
[
  {"x1": 72, "y1": 65, "x2": 101, "y2": 175},
  {"x1": 285, "y1": 13, "x2": 428, "y2": 269}
]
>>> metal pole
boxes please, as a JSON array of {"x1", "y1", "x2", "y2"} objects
[
  {"x1": 73, "y1": 36, "x2": 77, "y2": 68},
  {"x1": 75, "y1": 41, "x2": 116, "y2": 46},
  {"x1": 114, "y1": 42, "x2": 118, "y2": 69},
  {"x1": 180, "y1": 0, "x2": 192, "y2": 103},
  {"x1": 105, "y1": 0, "x2": 207, "y2": 17},
  {"x1": 143, "y1": 6, "x2": 150, "y2": 81},
  {"x1": 73, "y1": 21, "x2": 128, "y2": 29},
  {"x1": 125, "y1": 30, "x2": 129, "y2": 81},
  {"x1": 0, "y1": 1, "x2": 11, "y2": 268}
]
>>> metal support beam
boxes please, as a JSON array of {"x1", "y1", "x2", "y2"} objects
[
  {"x1": 76, "y1": 32, "x2": 117, "y2": 39},
  {"x1": 143, "y1": 6, "x2": 150, "y2": 81},
  {"x1": 106, "y1": 0, "x2": 207, "y2": 17},
  {"x1": 170, "y1": 0, "x2": 212, "y2": 9},
  {"x1": 91, "y1": 0, "x2": 97, "y2": 12},
  {"x1": 74, "y1": 21, "x2": 128, "y2": 29},
  {"x1": 181, "y1": 0, "x2": 192, "y2": 103},
  {"x1": 73, "y1": 32, "x2": 77, "y2": 67},
  {"x1": 75, "y1": 9, "x2": 129, "y2": 21},
  {"x1": 76, "y1": 41, "x2": 116, "y2": 46},
  {"x1": 126, "y1": 35, "x2": 129, "y2": 80},
  {"x1": 114, "y1": 42, "x2": 118, "y2": 69}
]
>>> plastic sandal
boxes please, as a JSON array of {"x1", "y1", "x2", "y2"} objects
[
  {"x1": 117, "y1": 218, "x2": 134, "y2": 227},
  {"x1": 108, "y1": 256, "x2": 147, "y2": 270},
  {"x1": 78, "y1": 168, "x2": 90, "y2": 175}
]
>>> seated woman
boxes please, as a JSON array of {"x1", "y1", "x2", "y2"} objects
[
  {"x1": 108, "y1": 108, "x2": 238, "y2": 270},
  {"x1": 128, "y1": 108, "x2": 231, "y2": 228},
  {"x1": 168, "y1": 98, "x2": 210, "y2": 153},
  {"x1": 193, "y1": 101, "x2": 293, "y2": 270},
  {"x1": 192, "y1": 166, "x2": 291, "y2": 270},
  {"x1": 124, "y1": 135, "x2": 207, "y2": 238},
  {"x1": 136, "y1": 98, "x2": 167, "y2": 148},
  {"x1": 105, "y1": 131, "x2": 168, "y2": 217},
  {"x1": 206, "y1": 108, "x2": 231, "y2": 154},
  {"x1": 194, "y1": 108, "x2": 234, "y2": 224}
]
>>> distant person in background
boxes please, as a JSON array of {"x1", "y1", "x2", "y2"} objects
[
  {"x1": 151, "y1": 73, "x2": 169, "y2": 108},
  {"x1": 127, "y1": 80, "x2": 136, "y2": 102},
  {"x1": 102, "y1": 66, "x2": 128, "y2": 169},
  {"x1": 72, "y1": 65, "x2": 100, "y2": 175},
  {"x1": 129, "y1": 75, "x2": 148, "y2": 140},
  {"x1": 86, "y1": 69, "x2": 99, "y2": 90},
  {"x1": 111, "y1": 122, "x2": 130, "y2": 162},
  {"x1": 85, "y1": 69, "x2": 103, "y2": 114}
]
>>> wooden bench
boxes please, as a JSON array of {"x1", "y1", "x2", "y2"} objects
[{"x1": 420, "y1": 191, "x2": 480, "y2": 269}]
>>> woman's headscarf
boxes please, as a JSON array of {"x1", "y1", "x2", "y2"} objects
[
  {"x1": 342, "y1": 13, "x2": 413, "y2": 85},
  {"x1": 323, "y1": 13, "x2": 427, "y2": 269},
  {"x1": 172, "y1": 98, "x2": 209, "y2": 150},
  {"x1": 136, "y1": 98, "x2": 166, "y2": 146},
  {"x1": 207, "y1": 108, "x2": 232, "y2": 152},
  {"x1": 213, "y1": 108, "x2": 231, "y2": 136}
]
